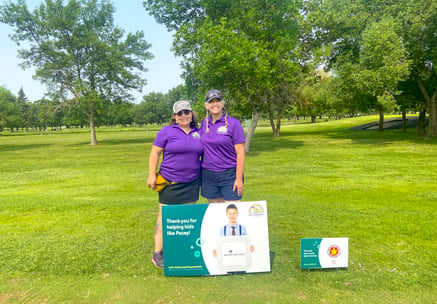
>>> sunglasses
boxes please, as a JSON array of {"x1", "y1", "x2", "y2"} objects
[
  {"x1": 176, "y1": 110, "x2": 192, "y2": 116},
  {"x1": 207, "y1": 98, "x2": 222, "y2": 103}
]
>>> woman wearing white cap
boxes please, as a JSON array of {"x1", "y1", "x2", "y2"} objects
[{"x1": 147, "y1": 100, "x2": 203, "y2": 267}]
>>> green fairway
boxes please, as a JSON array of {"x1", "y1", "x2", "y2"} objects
[{"x1": 0, "y1": 116, "x2": 436, "y2": 303}]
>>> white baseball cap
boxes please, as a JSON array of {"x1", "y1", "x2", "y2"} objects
[{"x1": 173, "y1": 100, "x2": 192, "y2": 113}]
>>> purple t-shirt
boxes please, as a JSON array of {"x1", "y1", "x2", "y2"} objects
[
  {"x1": 200, "y1": 115, "x2": 245, "y2": 171},
  {"x1": 153, "y1": 125, "x2": 203, "y2": 182}
]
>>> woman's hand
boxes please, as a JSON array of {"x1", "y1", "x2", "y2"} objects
[
  {"x1": 233, "y1": 178, "x2": 244, "y2": 196},
  {"x1": 147, "y1": 174, "x2": 157, "y2": 190}
]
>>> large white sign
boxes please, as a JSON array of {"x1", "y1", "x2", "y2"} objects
[{"x1": 162, "y1": 201, "x2": 271, "y2": 276}]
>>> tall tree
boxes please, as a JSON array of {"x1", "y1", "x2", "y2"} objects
[
  {"x1": 403, "y1": 0, "x2": 437, "y2": 137},
  {"x1": 144, "y1": 0, "x2": 301, "y2": 151},
  {"x1": 305, "y1": 0, "x2": 437, "y2": 137},
  {"x1": 0, "y1": 86, "x2": 19, "y2": 132},
  {"x1": 15, "y1": 87, "x2": 28, "y2": 130},
  {"x1": 136, "y1": 92, "x2": 172, "y2": 125},
  {"x1": 298, "y1": 68, "x2": 333, "y2": 123},
  {"x1": 0, "y1": 0, "x2": 153, "y2": 144},
  {"x1": 358, "y1": 17, "x2": 410, "y2": 131}
]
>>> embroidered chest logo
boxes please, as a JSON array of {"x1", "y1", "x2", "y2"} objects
[
  {"x1": 217, "y1": 126, "x2": 228, "y2": 134},
  {"x1": 192, "y1": 132, "x2": 200, "y2": 139}
]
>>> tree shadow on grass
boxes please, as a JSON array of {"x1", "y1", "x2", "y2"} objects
[
  {"x1": 246, "y1": 122, "x2": 436, "y2": 158},
  {"x1": 270, "y1": 119, "x2": 437, "y2": 147},
  {"x1": 0, "y1": 143, "x2": 53, "y2": 152},
  {"x1": 247, "y1": 131, "x2": 305, "y2": 156},
  {"x1": 99, "y1": 137, "x2": 155, "y2": 146},
  {"x1": 62, "y1": 137, "x2": 155, "y2": 147},
  {"x1": 325, "y1": 127, "x2": 437, "y2": 146}
]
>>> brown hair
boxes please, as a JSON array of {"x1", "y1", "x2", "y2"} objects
[{"x1": 226, "y1": 204, "x2": 238, "y2": 213}]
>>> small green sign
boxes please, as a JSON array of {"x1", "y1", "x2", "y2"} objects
[{"x1": 300, "y1": 238, "x2": 348, "y2": 269}]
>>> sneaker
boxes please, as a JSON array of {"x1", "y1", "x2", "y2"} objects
[{"x1": 152, "y1": 251, "x2": 164, "y2": 268}]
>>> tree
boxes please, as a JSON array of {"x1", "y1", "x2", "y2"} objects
[
  {"x1": 180, "y1": 18, "x2": 275, "y2": 151},
  {"x1": 144, "y1": 0, "x2": 301, "y2": 151},
  {"x1": 396, "y1": 79, "x2": 423, "y2": 133},
  {"x1": 15, "y1": 87, "x2": 29, "y2": 130},
  {"x1": 0, "y1": 0, "x2": 153, "y2": 145},
  {"x1": 297, "y1": 69, "x2": 333, "y2": 123},
  {"x1": 34, "y1": 98, "x2": 53, "y2": 133},
  {"x1": 402, "y1": 0, "x2": 437, "y2": 137},
  {"x1": 136, "y1": 92, "x2": 171, "y2": 125},
  {"x1": 305, "y1": 0, "x2": 437, "y2": 136},
  {"x1": 0, "y1": 86, "x2": 20, "y2": 132},
  {"x1": 358, "y1": 17, "x2": 410, "y2": 131},
  {"x1": 63, "y1": 102, "x2": 88, "y2": 128},
  {"x1": 130, "y1": 85, "x2": 189, "y2": 126}
]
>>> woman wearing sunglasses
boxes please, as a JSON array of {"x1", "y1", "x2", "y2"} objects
[
  {"x1": 200, "y1": 89, "x2": 246, "y2": 203},
  {"x1": 147, "y1": 100, "x2": 202, "y2": 268}
]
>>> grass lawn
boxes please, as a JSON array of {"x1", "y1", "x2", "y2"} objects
[{"x1": 0, "y1": 115, "x2": 436, "y2": 303}]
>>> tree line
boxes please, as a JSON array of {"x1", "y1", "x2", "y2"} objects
[
  {"x1": 1, "y1": 0, "x2": 436, "y2": 150},
  {"x1": 0, "y1": 85, "x2": 189, "y2": 132}
]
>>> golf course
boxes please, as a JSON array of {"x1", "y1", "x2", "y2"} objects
[{"x1": 0, "y1": 115, "x2": 435, "y2": 303}]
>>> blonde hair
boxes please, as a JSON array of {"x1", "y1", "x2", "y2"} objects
[{"x1": 204, "y1": 107, "x2": 229, "y2": 134}]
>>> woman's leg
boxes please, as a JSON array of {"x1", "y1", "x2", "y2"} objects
[
  {"x1": 154, "y1": 203, "x2": 164, "y2": 252},
  {"x1": 208, "y1": 198, "x2": 225, "y2": 203},
  {"x1": 152, "y1": 204, "x2": 165, "y2": 267}
]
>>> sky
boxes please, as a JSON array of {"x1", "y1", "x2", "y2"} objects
[{"x1": 0, "y1": 0, "x2": 184, "y2": 103}]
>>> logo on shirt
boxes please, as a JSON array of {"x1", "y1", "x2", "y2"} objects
[
  {"x1": 217, "y1": 126, "x2": 228, "y2": 134},
  {"x1": 192, "y1": 132, "x2": 200, "y2": 139}
]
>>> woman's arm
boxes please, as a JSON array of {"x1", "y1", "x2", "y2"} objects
[
  {"x1": 233, "y1": 142, "x2": 245, "y2": 196},
  {"x1": 147, "y1": 145, "x2": 164, "y2": 190}
]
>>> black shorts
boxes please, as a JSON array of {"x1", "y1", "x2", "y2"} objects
[{"x1": 158, "y1": 177, "x2": 200, "y2": 204}]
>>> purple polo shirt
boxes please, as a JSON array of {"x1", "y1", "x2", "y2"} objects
[
  {"x1": 200, "y1": 115, "x2": 245, "y2": 171},
  {"x1": 153, "y1": 125, "x2": 203, "y2": 182}
]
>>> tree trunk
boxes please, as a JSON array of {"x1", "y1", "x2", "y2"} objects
[
  {"x1": 402, "y1": 110, "x2": 407, "y2": 132},
  {"x1": 417, "y1": 79, "x2": 437, "y2": 137},
  {"x1": 427, "y1": 93, "x2": 437, "y2": 137},
  {"x1": 275, "y1": 113, "x2": 281, "y2": 137},
  {"x1": 245, "y1": 110, "x2": 262, "y2": 153},
  {"x1": 274, "y1": 101, "x2": 284, "y2": 137},
  {"x1": 417, "y1": 103, "x2": 427, "y2": 136},
  {"x1": 311, "y1": 115, "x2": 316, "y2": 123},
  {"x1": 89, "y1": 111, "x2": 98, "y2": 145},
  {"x1": 268, "y1": 104, "x2": 276, "y2": 136},
  {"x1": 378, "y1": 105, "x2": 384, "y2": 132}
]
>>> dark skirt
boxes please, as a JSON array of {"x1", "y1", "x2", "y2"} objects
[{"x1": 159, "y1": 177, "x2": 200, "y2": 204}]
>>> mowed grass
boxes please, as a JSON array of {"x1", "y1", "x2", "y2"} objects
[{"x1": 0, "y1": 116, "x2": 436, "y2": 303}]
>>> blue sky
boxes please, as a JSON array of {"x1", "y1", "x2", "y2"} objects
[{"x1": 0, "y1": 0, "x2": 183, "y2": 102}]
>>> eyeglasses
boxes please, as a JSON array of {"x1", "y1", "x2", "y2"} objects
[
  {"x1": 176, "y1": 110, "x2": 192, "y2": 116},
  {"x1": 207, "y1": 98, "x2": 222, "y2": 103}
]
